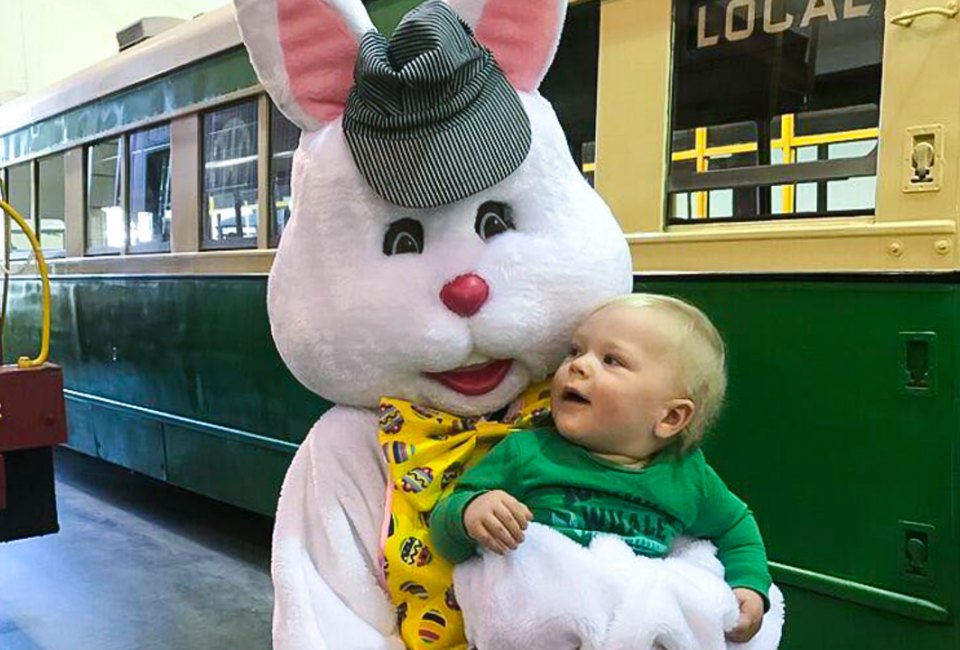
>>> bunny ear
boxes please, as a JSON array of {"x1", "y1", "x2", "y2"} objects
[
  {"x1": 234, "y1": 0, "x2": 374, "y2": 131},
  {"x1": 446, "y1": 0, "x2": 566, "y2": 92}
]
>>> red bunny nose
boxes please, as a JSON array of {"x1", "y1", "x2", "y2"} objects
[{"x1": 440, "y1": 273, "x2": 490, "y2": 317}]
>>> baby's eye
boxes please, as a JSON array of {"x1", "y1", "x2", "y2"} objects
[
  {"x1": 603, "y1": 354, "x2": 622, "y2": 367},
  {"x1": 566, "y1": 346, "x2": 580, "y2": 358}
]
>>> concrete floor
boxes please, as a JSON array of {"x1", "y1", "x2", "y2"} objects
[{"x1": 0, "y1": 448, "x2": 275, "y2": 650}]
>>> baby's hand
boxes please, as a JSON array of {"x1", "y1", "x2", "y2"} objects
[
  {"x1": 463, "y1": 490, "x2": 533, "y2": 554},
  {"x1": 726, "y1": 588, "x2": 765, "y2": 643}
]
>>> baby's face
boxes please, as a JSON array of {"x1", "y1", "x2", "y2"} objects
[{"x1": 550, "y1": 305, "x2": 687, "y2": 459}]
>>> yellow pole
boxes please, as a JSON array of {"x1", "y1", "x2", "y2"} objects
[
  {"x1": 780, "y1": 114, "x2": 796, "y2": 214},
  {"x1": 694, "y1": 127, "x2": 709, "y2": 218},
  {"x1": 0, "y1": 198, "x2": 51, "y2": 368}
]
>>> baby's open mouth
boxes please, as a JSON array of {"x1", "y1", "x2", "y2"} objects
[
  {"x1": 562, "y1": 387, "x2": 590, "y2": 405},
  {"x1": 424, "y1": 359, "x2": 514, "y2": 396}
]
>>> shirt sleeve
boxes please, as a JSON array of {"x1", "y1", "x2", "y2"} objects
[
  {"x1": 428, "y1": 433, "x2": 525, "y2": 564},
  {"x1": 689, "y1": 461, "x2": 772, "y2": 610}
]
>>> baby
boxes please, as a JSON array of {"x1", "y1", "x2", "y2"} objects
[{"x1": 429, "y1": 294, "x2": 778, "y2": 649}]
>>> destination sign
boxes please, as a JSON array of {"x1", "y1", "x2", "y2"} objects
[{"x1": 697, "y1": 0, "x2": 874, "y2": 48}]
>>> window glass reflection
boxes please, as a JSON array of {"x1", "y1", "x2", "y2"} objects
[
  {"x1": 128, "y1": 124, "x2": 171, "y2": 252},
  {"x1": 668, "y1": 0, "x2": 884, "y2": 222},
  {"x1": 270, "y1": 104, "x2": 299, "y2": 246},
  {"x1": 203, "y1": 101, "x2": 259, "y2": 248},
  {"x1": 87, "y1": 138, "x2": 124, "y2": 254},
  {"x1": 6, "y1": 163, "x2": 32, "y2": 257},
  {"x1": 38, "y1": 154, "x2": 66, "y2": 256}
]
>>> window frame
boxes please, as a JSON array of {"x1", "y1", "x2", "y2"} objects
[
  {"x1": 84, "y1": 135, "x2": 127, "y2": 257},
  {"x1": 35, "y1": 151, "x2": 69, "y2": 259},
  {"x1": 0, "y1": 168, "x2": 8, "y2": 263},
  {"x1": 1, "y1": 160, "x2": 39, "y2": 261},
  {"x1": 126, "y1": 122, "x2": 174, "y2": 255},
  {"x1": 199, "y1": 98, "x2": 261, "y2": 252},
  {"x1": 267, "y1": 101, "x2": 299, "y2": 249},
  {"x1": 663, "y1": 0, "x2": 884, "y2": 226}
]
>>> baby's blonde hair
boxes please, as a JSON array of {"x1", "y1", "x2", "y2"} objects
[{"x1": 591, "y1": 293, "x2": 727, "y2": 452}]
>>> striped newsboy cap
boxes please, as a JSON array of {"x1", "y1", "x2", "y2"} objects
[{"x1": 342, "y1": 0, "x2": 532, "y2": 209}]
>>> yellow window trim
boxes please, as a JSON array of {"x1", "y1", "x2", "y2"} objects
[
  {"x1": 628, "y1": 218, "x2": 957, "y2": 273},
  {"x1": 632, "y1": 217, "x2": 954, "y2": 243}
]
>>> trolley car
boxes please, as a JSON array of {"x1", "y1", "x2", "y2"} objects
[
  {"x1": 0, "y1": 0, "x2": 956, "y2": 647},
  {"x1": 0, "y1": 0, "x2": 597, "y2": 517}
]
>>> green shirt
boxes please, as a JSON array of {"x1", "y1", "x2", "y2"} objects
[{"x1": 429, "y1": 428, "x2": 771, "y2": 602}]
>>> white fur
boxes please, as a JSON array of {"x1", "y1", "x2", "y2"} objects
[
  {"x1": 247, "y1": 0, "x2": 633, "y2": 646},
  {"x1": 271, "y1": 407, "x2": 404, "y2": 650},
  {"x1": 455, "y1": 524, "x2": 785, "y2": 650}
]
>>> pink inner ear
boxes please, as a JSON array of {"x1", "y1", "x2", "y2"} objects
[
  {"x1": 278, "y1": 0, "x2": 359, "y2": 124},
  {"x1": 476, "y1": 1, "x2": 562, "y2": 92}
]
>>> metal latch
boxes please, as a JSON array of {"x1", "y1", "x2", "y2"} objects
[{"x1": 903, "y1": 126, "x2": 944, "y2": 193}]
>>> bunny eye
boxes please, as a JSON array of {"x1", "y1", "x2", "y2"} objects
[
  {"x1": 383, "y1": 218, "x2": 424, "y2": 256},
  {"x1": 475, "y1": 201, "x2": 515, "y2": 242}
]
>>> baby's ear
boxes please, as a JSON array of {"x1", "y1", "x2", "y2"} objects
[
  {"x1": 234, "y1": 0, "x2": 374, "y2": 131},
  {"x1": 656, "y1": 399, "x2": 696, "y2": 441},
  {"x1": 445, "y1": 0, "x2": 567, "y2": 92}
]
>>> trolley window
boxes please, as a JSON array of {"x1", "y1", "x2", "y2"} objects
[
  {"x1": 86, "y1": 138, "x2": 124, "y2": 255},
  {"x1": 202, "y1": 100, "x2": 259, "y2": 250},
  {"x1": 37, "y1": 154, "x2": 66, "y2": 257},
  {"x1": 269, "y1": 103, "x2": 299, "y2": 247},
  {"x1": 128, "y1": 124, "x2": 172, "y2": 253},
  {"x1": 5, "y1": 163, "x2": 32, "y2": 259},
  {"x1": 667, "y1": 0, "x2": 884, "y2": 223}
]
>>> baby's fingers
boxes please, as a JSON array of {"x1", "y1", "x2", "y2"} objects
[
  {"x1": 503, "y1": 496, "x2": 534, "y2": 526},
  {"x1": 725, "y1": 612, "x2": 761, "y2": 643},
  {"x1": 482, "y1": 517, "x2": 519, "y2": 551},
  {"x1": 471, "y1": 523, "x2": 507, "y2": 554},
  {"x1": 493, "y1": 505, "x2": 525, "y2": 545}
]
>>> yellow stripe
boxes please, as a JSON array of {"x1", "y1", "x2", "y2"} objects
[
  {"x1": 791, "y1": 128, "x2": 879, "y2": 148},
  {"x1": 671, "y1": 127, "x2": 880, "y2": 161}
]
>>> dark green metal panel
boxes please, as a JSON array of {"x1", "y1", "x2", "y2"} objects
[
  {"x1": 776, "y1": 588, "x2": 948, "y2": 649},
  {"x1": 4, "y1": 276, "x2": 328, "y2": 443},
  {"x1": 637, "y1": 277, "x2": 959, "y2": 649},
  {"x1": 64, "y1": 398, "x2": 167, "y2": 480},
  {"x1": 164, "y1": 422, "x2": 289, "y2": 517},
  {"x1": 63, "y1": 399, "x2": 98, "y2": 457},
  {"x1": 2, "y1": 276, "x2": 324, "y2": 513}
]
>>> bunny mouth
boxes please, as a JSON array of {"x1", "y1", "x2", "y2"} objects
[{"x1": 425, "y1": 360, "x2": 514, "y2": 396}]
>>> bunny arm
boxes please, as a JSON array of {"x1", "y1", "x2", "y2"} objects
[{"x1": 272, "y1": 406, "x2": 406, "y2": 650}]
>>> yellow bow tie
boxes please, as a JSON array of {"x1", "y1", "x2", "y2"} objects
[
  {"x1": 379, "y1": 382, "x2": 551, "y2": 509},
  {"x1": 378, "y1": 380, "x2": 552, "y2": 650}
]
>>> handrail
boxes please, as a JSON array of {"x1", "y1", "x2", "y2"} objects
[
  {"x1": 669, "y1": 147, "x2": 878, "y2": 193},
  {"x1": 891, "y1": 0, "x2": 959, "y2": 27},
  {"x1": 0, "y1": 198, "x2": 51, "y2": 369}
]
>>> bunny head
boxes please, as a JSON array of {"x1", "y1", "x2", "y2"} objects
[{"x1": 236, "y1": 0, "x2": 632, "y2": 417}]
